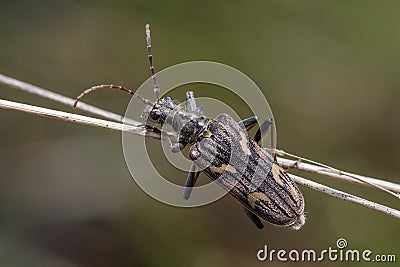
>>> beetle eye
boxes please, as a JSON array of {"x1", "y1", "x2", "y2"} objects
[{"x1": 149, "y1": 111, "x2": 160, "y2": 121}]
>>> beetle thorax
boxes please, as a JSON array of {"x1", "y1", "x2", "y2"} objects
[{"x1": 145, "y1": 96, "x2": 208, "y2": 144}]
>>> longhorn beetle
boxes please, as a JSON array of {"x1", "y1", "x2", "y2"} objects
[{"x1": 74, "y1": 24, "x2": 305, "y2": 229}]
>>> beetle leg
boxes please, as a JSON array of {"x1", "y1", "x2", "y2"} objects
[
  {"x1": 186, "y1": 91, "x2": 197, "y2": 112},
  {"x1": 244, "y1": 208, "x2": 264, "y2": 229},
  {"x1": 165, "y1": 135, "x2": 186, "y2": 153},
  {"x1": 254, "y1": 118, "x2": 273, "y2": 143},
  {"x1": 254, "y1": 118, "x2": 276, "y2": 160},
  {"x1": 240, "y1": 117, "x2": 274, "y2": 143},
  {"x1": 239, "y1": 116, "x2": 258, "y2": 131},
  {"x1": 183, "y1": 163, "x2": 201, "y2": 199},
  {"x1": 171, "y1": 142, "x2": 186, "y2": 153}
]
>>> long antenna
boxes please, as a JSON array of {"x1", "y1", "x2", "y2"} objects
[
  {"x1": 145, "y1": 24, "x2": 160, "y2": 100},
  {"x1": 73, "y1": 85, "x2": 154, "y2": 108}
]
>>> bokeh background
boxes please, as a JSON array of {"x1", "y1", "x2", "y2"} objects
[{"x1": 1, "y1": 1, "x2": 399, "y2": 266}]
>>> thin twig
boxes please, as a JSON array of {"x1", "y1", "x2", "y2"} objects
[
  {"x1": 291, "y1": 174, "x2": 400, "y2": 219},
  {"x1": 0, "y1": 99, "x2": 160, "y2": 139},
  {"x1": 277, "y1": 158, "x2": 400, "y2": 194},
  {"x1": 0, "y1": 73, "x2": 141, "y2": 126},
  {"x1": 273, "y1": 149, "x2": 400, "y2": 198},
  {"x1": 1, "y1": 97, "x2": 399, "y2": 219}
]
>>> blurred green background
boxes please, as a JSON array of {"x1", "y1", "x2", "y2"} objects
[{"x1": 1, "y1": 1, "x2": 399, "y2": 266}]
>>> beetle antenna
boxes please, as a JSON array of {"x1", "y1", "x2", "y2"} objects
[
  {"x1": 145, "y1": 24, "x2": 160, "y2": 100},
  {"x1": 73, "y1": 85, "x2": 154, "y2": 108}
]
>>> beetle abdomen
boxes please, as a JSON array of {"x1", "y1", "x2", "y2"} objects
[{"x1": 189, "y1": 113, "x2": 305, "y2": 228}]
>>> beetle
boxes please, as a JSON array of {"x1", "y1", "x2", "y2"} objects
[{"x1": 74, "y1": 24, "x2": 305, "y2": 229}]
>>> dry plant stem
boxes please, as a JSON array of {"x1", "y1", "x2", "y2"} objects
[
  {"x1": 0, "y1": 73, "x2": 141, "y2": 126},
  {"x1": 273, "y1": 149, "x2": 400, "y2": 198},
  {"x1": 0, "y1": 99, "x2": 160, "y2": 140},
  {"x1": 1, "y1": 98, "x2": 400, "y2": 219},
  {"x1": 290, "y1": 174, "x2": 400, "y2": 219},
  {"x1": 277, "y1": 158, "x2": 400, "y2": 194}
]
